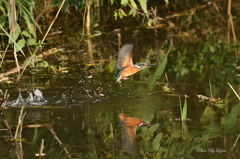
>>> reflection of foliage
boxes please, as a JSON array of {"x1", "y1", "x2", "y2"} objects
[{"x1": 94, "y1": 102, "x2": 240, "y2": 158}]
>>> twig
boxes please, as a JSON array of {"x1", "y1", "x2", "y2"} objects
[
  {"x1": 48, "y1": 126, "x2": 71, "y2": 158},
  {"x1": 227, "y1": 82, "x2": 240, "y2": 100},
  {"x1": 1, "y1": 90, "x2": 9, "y2": 111},
  {"x1": 77, "y1": 0, "x2": 88, "y2": 47},
  {"x1": 0, "y1": 43, "x2": 10, "y2": 67},
  {"x1": 127, "y1": 3, "x2": 144, "y2": 16},
  {"x1": 165, "y1": 73, "x2": 174, "y2": 91},
  {"x1": 151, "y1": 7, "x2": 160, "y2": 65},
  {"x1": 231, "y1": 134, "x2": 240, "y2": 150},
  {"x1": 165, "y1": 133, "x2": 172, "y2": 159},
  {"x1": 39, "y1": 139, "x2": 45, "y2": 158},
  {"x1": 209, "y1": 79, "x2": 212, "y2": 99},
  {"x1": 14, "y1": 106, "x2": 26, "y2": 140},
  {"x1": 1, "y1": 112, "x2": 13, "y2": 138},
  {"x1": 17, "y1": 0, "x2": 66, "y2": 81}
]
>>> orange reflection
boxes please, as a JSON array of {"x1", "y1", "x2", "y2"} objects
[{"x1": 119, "y1": 113, "x2": 150, "y2": 154}]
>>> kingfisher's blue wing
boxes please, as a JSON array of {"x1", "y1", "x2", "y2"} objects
[{"x1": 117, "y1": 44, "x2": 134, "y2": 70}]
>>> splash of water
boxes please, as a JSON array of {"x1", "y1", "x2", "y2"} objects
[{"x1": 9, "y1": 89, "x2": 47, "y2": 106}]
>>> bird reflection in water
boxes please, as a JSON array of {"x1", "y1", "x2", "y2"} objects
[{"x1": 119, "y1": 113, "x2": 151, "y2": 154}]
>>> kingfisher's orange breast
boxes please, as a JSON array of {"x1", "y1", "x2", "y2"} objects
[
  {"x1": 119, "y1": 114, "x2": 143, "y2": 128},
  {"x1": 121, "y1": 66, "x2": 140, "y2": 79}
]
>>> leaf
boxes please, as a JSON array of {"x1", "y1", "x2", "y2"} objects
[
  {"x1": 141, "y1": 126, "x2": 148, "y2": 136},
  {"x1": 114, "y1": 12, "x2": 118, "y2": 20},
  {"x1": 145, "y1": 141, "x2": 153, "y2": 152},
  {"x1": 153, "y1": 143, "x2": 160, "y2": 152},
  {"x1": 141, "y1": 49, "x2": 155, "y2": 77},
  {"x1": 52, "y1": 0, "x2": 58, "y2": 6},
  {"x1": 153, "y1": 132, "x2": 162, "y2": 144},
  {"x1": 121, "y1": 0, "x2": 128, "y2": 6},
  {"x1": 11, "y1": 23, "x2": 21, "y2": 43},
  {"x1": 0, "y1": 25, "x2": 25, "y2": 56},
  {"x1": 147, "y1": 19, "x2": 153, "y2": 27},
  {"x1": 153, "y1": 47, "x2": 173, "y2": 79},
  {"x1": 164, "y1": 0, "x2": 169, "y2": 4},
  {"x1": 182, "y1": 95, "x2": 187, "y2": 122},
  {"x1": 29, "y1": 23, "x2": 36, "y2": 39},
  {"x1": 0, "y1": 15, "x2": 6, "y2": 26},
  {"x1": 16, "y1": 39, "x2": 26, "y2": 52},
  {"x1": 118, "y1": 11, "x2": 123, "y2": 19},
  {"x1": 129, "y1": 7, "x2": 136, "y2": 17},
  {"x1": 110, "y1": 0, "x2": 114, "y2": 5},
  {"x1": 120, "y1": 9, "x2": 127, "y2": 16},
  {"x1": 223, "y1": 103, "x2": 240, "y2": 125},
  {"x1": 182, "y1": 122, "x2": 188, "y2": 140},
  {"x1": 28, "y1": 38, "x2": 36, "y2": 45},
  {"x1": 22, "y1": 31, "x2": 31, "y2": 37},
  {"x1": 139, "y1": 0, "x2": 148, "y2": 14},
  {"x1": 18, "y1": 2, "x2": 42, "y2": 33},
  {"x1": 209, "y1": 45, "x2": 214, "y2": 53},
  {"x1": 149, "y1": 123, "x2": 160, "y2": 133},
  {"x1": 130, "y1": 0, "x2": 137, "y2": 8}
]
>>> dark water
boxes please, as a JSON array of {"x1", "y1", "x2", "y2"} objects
[{"x1": 1, "y1": 2, "x2": 240, "y2": 159}]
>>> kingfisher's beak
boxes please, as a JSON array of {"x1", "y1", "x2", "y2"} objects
[{"x1": 146, "y1": 64, "x2": 157, "y2": 66}]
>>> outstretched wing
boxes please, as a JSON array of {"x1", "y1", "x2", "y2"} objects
[{"x1": 117, "y1": 44, "x2": 134, "y2": 70}]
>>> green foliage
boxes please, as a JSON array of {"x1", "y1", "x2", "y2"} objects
[
  {"x1": 138, "y1": 0, "x2": 147, "y2": 14},
  {"x1": 112, "y1": 0, "x2": 149, "y2": 20},
  {"x1": 181, "y1": 96, "x2": 187, "y2": 122},
  {"x1": 153, "y1": 46, "x2": 173, "y2": 80},
  {"x1": 0, "y1": 0, "x2": 39, "y2": 56},
  {"x1": 166, "y1": 35, "x2": 239, "y2": 80}
]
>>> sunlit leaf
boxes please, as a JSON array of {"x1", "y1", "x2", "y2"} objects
[
  {"x1": 139, "y1": 0, "x2": 148, "y2": 13},
  {"x1": 164, "y1": 0, "x2": 169, "y2": 4},
  {"x1": 121, "y1": 0, "x2": 128, "y2": 6},
  {"x1": 118, "y1": 11, "x2": 123, "y2": 19},
  {"x1": 129, "y1": 7, "x2": 136, "y2": 17},
  {"x1": 120, "y1": 9, "x2": 127, "y2": 16},
  {"x1": 110, "y1": 0, "x2": 114, "y2": 5},
  {"x1": 182, "y1": 95, "x2": 187, "y2": 122},
  {"x1": 5, "y1": 137, "x2": 28, "y2": 143},
  {"x1": 149, "y1": 123, "x2": 160, "y2": 133},
  {"x1": 22, "y1": 30, "x2": 31, "y2": 37},
  {"x1": 130, "y1": 0, "x2": 137, "y2": 8},
  {"x1": 147, "y1": 19, "x2": 153, "y2": 27},
  {"x1": 28, "y1": 38, "x2": 36, "y2": 45},
  {"x1": 16, "y1": 39, "x2": 26, "y2": 52},
  {"x1": 209, "y1": 45, "x2": 214, "y2": 53},
  {"x1": 29, "y1": 23, "x2": 36, "y2": 39},
  {"x1": 114, "y1": 12, "x2": 118, "y2": 20}
]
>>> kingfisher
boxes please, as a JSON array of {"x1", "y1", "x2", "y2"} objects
[
  {"x1": 116, "y1": 44, "x2": 156, "y2": 83},
  {"x1": 119, "y1": 113, "x2": 150, "y2": 154}
]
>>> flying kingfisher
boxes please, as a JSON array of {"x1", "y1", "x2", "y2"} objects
[{"x1": 116, "y1": 44, "x2": 156, "y2": 83}]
